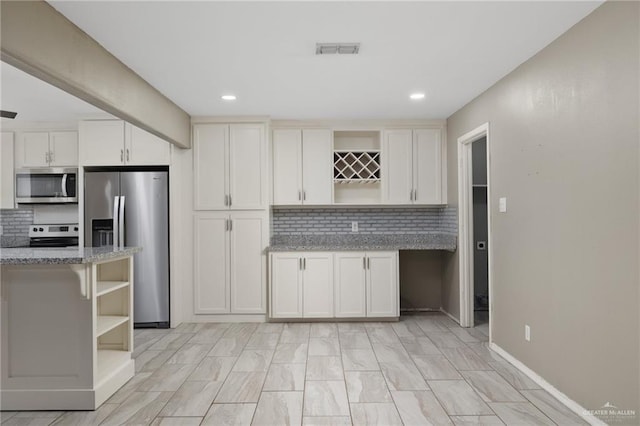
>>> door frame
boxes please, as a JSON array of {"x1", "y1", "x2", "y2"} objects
[{"x1": 457, "y1": 122, "x2": 493, "y2": 336}]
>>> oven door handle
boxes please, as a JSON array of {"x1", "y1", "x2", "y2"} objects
[{"x1": 61, "y1": 174, "x2": 68, "y2": 198}]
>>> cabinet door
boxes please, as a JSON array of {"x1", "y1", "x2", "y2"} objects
[
  {"x1": 16, "y1": 132, "x2": 49, "y2": 167},
  {"x1": 303, "y1": 253, "x2": 334, "y2": 318},
  {"x1": 302, "y1": 129, "x2": 333, "y2": 205},
  {"x1": 1, "y1": 132, "x2": 15, "y2": 208},
  {"x1": 413, "y1": 129, "x2": 443, "y2": 204},
  {"x1": 229, "y1": 124, "x2": 265, "y2": 209},
  {"x1": 272, "y1": 129, "x2": 302, "y2": 205},
  {"x1": 382, "y1": 130, "x2": 413, "y2": 204},
  {"x1": 193, "y1": 124, "x2": 228, "y2": 210},
  {"x1": 194, "y1": 213, "x2": 230, "y2": 314},
  {"x1": 229, "y1": 212, "x2": 267, "y2": 314},
  {"x1": 366, "y1": 251, "x2": 398, "y2": 317},
  {"x1": 125, "y1": 124, "x2": 171, "y2": 165},
  {"x1": 49, "y1": 131, "x2": 78, "y2": 166},
  {"x1": 270, "y1": 253, "x2": 303, "y2": 318},
  {"x1": 334, "y1": 252, "x2": 367, "y2": 318},
  {"x1": 79, "y1": 120, "x2": 125, "y2": 166}
]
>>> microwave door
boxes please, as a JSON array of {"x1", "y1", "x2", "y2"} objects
[{"x1": 84, "y1": 172, "x2": 120, "y2": 247}]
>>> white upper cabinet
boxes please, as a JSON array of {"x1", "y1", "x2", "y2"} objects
[
  {"x1": 126, "y1": 125, "x2": 171, "y2": 166},
  {"x1": 413, "y1": 129, "x2": 443, "y2": 204},
  {"x1": 229, "y1": 124, "x2": 266, "y2": 210},
  {"x1": 382, "y1": 129, "x2": 413, "y2": 204},
  {"x1": 382, "y1": 127, "x2": 446, "y2": 205},
  {"x1": 272, "y1": 129, "x2": 302, "y2": 205},
  {"x1": 272, "y1": 128, "x2": 332, "y2": 205},
  {"x1": 1, "y1": 132, "x2": 15, "y2": 209},
  {"x1": 79, "y1": 120, "x2": 171, "y2": 166},
  {"x1": 16, "y1": 131, "x2": 78, "y2": 168},
  {"x1": 194, "y1": 123, "x2": 266, "y2": 210},
  {"x1": 302, "y1": 129, "x2": 333, "y2": 205}
]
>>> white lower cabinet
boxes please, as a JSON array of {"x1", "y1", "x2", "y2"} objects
[
  {"x1": 194, "y1": 211, "x2": 267, "y2": 315},
  {"x1": 334, "y1": 252, "x2": 367, "y2": 317},
  {"x1": 270, "y1": 250, "x2": 397, "y2": 319},
  {"x1": 366, "y1": 252, "x2": 399, "y2": 317},
  {"x1": 270, "y1": 252, "x2": 333, "y2": 318}
]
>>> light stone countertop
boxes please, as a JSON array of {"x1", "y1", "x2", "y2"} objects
[
  {"x1": 0, "y1": 246, "x2": 142, "y2": 265},
  {"x1": 268, "y1": 233, "x2": 457, "y2": 252}
]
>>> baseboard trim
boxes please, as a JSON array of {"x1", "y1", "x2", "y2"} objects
[
  {"x1": 439, "y1": 307, "x2": 461, "y2": 325},
  {"x1": 490, "y1": 343, "x2": 606, "y2": 426},
  {"x1": 188, "y1": 314, "x2": 267, "y2": 323}
]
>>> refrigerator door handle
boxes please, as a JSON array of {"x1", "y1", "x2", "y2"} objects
[
  {"x1": 119, "y1": 195, "x2": 126, "y2": 249},
  {"x1": 113, "y1": 196, "x2": 120, "y2": 248}
]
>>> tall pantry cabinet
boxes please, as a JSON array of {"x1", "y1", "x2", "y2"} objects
[{"x1": 192, "y1": 123, "x2": 268, "y2": 315}]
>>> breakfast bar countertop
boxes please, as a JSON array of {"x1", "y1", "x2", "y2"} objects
[
  {"x1": 0, "y1": 246, "x2": 142, "y2": 265},
  {"x1": 268, "y1": 233, "x2": 457, "y2": 252}
]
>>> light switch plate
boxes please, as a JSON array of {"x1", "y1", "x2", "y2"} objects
[{"x1": 499, "y1": 197, "x2": 507, "y2": 213}]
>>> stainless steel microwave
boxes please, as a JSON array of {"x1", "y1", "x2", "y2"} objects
[{"x1": 15, "y1": 168, "x2": 78, "y2": 204}]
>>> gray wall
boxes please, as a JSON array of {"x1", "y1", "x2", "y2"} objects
[{"x1": 444, "y1": 1, "x2": 639, "y2": 414}]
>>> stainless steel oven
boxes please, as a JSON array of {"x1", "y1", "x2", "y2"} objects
[{"x1": 15, "y1": 168, "x2": 78, "y2": 204}]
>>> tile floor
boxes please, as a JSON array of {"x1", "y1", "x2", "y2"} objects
[{"x1": 0, "y1": 313, "x2": 589, "y2": 425}]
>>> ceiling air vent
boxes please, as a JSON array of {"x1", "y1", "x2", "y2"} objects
[{"x1": 316, "y1": 43, "x2": 360, "y2": 55}]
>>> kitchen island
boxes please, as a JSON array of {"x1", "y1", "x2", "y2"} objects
[{"x1": 0, "y1": 246, "x2": 140, "y2": 410}]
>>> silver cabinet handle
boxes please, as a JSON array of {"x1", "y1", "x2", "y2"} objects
[
  {"x1": 303, "y1": 257, "x2": 306, "y2": 270},
  {"x1": 303, "y1": 191, "x2": 306, "y2": 201},
  {"x1": 45, "y1": 151, "x2": 50, "y2": 164},
  {"x1": 49, "y1": 151, "x2": 54, "y2": 164},
  {"x1": 229, "y1": 219, "x2": 232, "y2": 231},
  {"x1": 299, "y1": 257, "x2": 303, "y2": 270},
  {"x1": 367, "y1": 257, "x2": 370, "y2": 269},
  {"x1": 363, "y1": 257, "x2": 366, "y2": 269},
  {"x1": 224, "y1": 195, "x2": 228, "y2": 206},
  {"x1": 229, "y1": 194, "x2": 232, "y2": 206},
  {"x1": 298, "y1": 190, "x2": 301, "y2": 201},
  {"x1": 225, "y1": 219, "x2": 229, "y2": 231},
  {"x1": 126, "y1": 148, "x2": 130, "y2": 162},
  {"x1": 410, "y1": 190, "x2": 413, "y2": 201},
  {"x1": 413, "y1": 189, "x2": 417, "y2": 201},
  {"x1": 120, "y1": 149, "x2": 124, "y2": 163}
]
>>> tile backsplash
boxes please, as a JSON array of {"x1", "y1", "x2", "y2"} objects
[
  {"x1": 272, "y1": 207, "x2": 457, "y2": 236},
  {"x1": 0, "y1": 207, "x2": 33, "y2": 247}
]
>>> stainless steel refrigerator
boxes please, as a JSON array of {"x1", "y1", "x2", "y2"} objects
[{"x1": 84, "y1": 170, "x2": 169, "y2": 327}]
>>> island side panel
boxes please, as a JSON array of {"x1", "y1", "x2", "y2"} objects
[{"x1": 1, "y1": 263, "x2": 94, "y2": 409}]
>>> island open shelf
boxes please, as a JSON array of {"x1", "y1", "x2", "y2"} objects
[{"x1": 0, "y1": 247, "x2": 139, "y2": 410}]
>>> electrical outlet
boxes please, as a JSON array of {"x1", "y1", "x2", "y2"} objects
[
  {"x1": 525, "y1": 325, "x2": 531, "y2": 342},
  {"x1": 351, "y1": 221, "x2": 358, "y2": 232}
]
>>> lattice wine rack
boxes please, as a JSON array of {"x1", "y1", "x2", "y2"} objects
[{"x1": 333, "y1": 151, "x2": 381, "y2": 183}]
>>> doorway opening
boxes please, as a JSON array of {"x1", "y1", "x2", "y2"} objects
[{"x1": 457, "y1": 123, "x2": 492, "y2": 337}]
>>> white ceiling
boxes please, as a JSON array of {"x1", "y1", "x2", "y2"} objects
[
  {"x1": 1, "y1": 61, "x2": 104, "y2": 123},
  {"x1": 7, "y1": 1, "x2": 603, "y2": 122}
]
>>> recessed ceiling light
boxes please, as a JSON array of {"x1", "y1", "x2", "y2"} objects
[
  {"x1": 221, "y1": 95, "x2": 237, "y2": 101},
  {"x1": 410, "y1": 93, "x2": 425, "y2": 100}
]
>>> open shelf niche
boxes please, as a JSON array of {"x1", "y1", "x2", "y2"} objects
[
  {"x1": 94, "y1": 257, "x2": 132, "y2": 386},
  {"x1": 333, "y1": 130, "x2": 382, "y2": 204}
]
